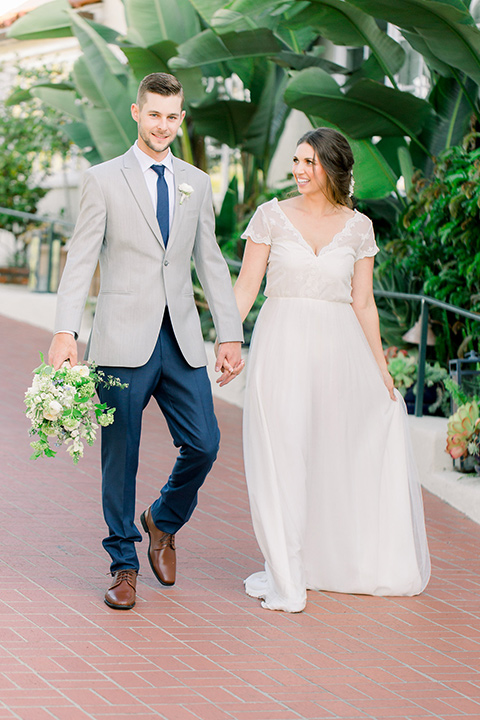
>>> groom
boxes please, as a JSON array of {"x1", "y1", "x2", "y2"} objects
[{"x1": 48, "y1": 73, "x2": 244, "y2": 610}]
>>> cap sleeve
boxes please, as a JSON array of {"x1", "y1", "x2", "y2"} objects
[
  {"x1": 241, "y1": 204, "x2": 271, "y2": 246},
  {"x1": 355, "y1": 217, "x2": 379, "y2": 261}
]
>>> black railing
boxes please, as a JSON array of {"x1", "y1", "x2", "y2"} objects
[
  {"x1": 374, "y1": 291, "x2": 480, "y2": 417},
  {"x1": 0, "y1": 207, "x2": 74, "y2": 292},
  {"x1": 2, "y1": 209, "x2": 479, "y2": 417},
  {"x1": 225, "y1": 256, "x2": 480, "y2": 418}
]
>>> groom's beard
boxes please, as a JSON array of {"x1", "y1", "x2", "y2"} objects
[{"x1": 139, "y1": 128, "x2": 175, "y2": 156}]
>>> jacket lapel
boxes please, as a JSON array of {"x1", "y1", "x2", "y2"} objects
[
  {"x1": 167, "y1": 157, "x2": 187, "y2": 250},
  {"x1": 121, "y1": 147, "x2": 164, "y2": 248}
]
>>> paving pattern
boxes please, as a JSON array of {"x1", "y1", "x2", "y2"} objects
[{"x1": 1, "y1": 313, "x2": 480, "y2": 720}]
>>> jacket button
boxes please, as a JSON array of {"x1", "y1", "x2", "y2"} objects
[{"x1": 164, "y1": 260, "x2": 169, "y2": 266}]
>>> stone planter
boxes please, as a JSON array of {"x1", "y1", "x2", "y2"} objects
[{"x1": 453, "y1": 454, "x2": 480, "y2": 475}]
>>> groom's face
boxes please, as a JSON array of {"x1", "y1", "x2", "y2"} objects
[{"x1": 131, "y1": 92, "x2": 186, "y2": 161}]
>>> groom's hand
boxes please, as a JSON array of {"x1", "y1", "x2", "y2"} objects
[
  {"x1": 215, "y1": 341, "x2": 244, "y2": 386},
  {"x1": 48, "y1": 332, "x2": 78, "y2": 370}
]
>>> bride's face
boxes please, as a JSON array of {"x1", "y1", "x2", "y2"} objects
[{"x1": 292, "y1": 143, "x2": 327, "y2": 196}]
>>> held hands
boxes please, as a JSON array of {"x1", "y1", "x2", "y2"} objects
[
  {"x1": 215, "y1": 340, "x2": 245, "y2": 386},
  {"x1": 48, "y1": 333, "x2": 78, "y2": 371},
  {"x1": 382, "y1": 369, "x2": 396, "y2": 401}
]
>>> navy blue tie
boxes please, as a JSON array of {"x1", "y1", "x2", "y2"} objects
[{"x1": 151, "y1": 164, "x2": 169, "y2": 246}]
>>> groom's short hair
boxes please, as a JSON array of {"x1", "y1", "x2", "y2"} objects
[{"x1": 137, "y1": 73, "x2": 184, "y2": 108}]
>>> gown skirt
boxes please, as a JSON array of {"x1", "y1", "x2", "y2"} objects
[{"x1": 243, "y1": 295, "x2": 431, "y2": 613}]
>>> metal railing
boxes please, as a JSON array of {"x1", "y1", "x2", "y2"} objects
[
  {"x1": 226, "y1": 256, "x2": 480, "y2": 418},
  {"x1": 2, "y1": 209, "x2": 479, "y2": 417},
  {"x1": 0, "y1": 207, "x2": 74, "y2": 292},
  {"x1": 374, "y1": 291, "x2": 480, "y2": 417}
]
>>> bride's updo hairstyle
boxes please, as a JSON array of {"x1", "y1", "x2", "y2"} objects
[{"x1": 297, "y1": 127, "x2": 355, "y2": 209}]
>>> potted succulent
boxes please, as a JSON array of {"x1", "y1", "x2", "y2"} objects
[
  {"x1": 446, "y1": 400, "x2": 480, "y2": 474},
  {"x1": 385, "y1": 346, "x2": 450, "y2": 416}
]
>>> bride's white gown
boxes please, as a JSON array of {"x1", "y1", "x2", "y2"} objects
[{"x1": 242, "y1": 199, "x2": 431, "y2": 613}]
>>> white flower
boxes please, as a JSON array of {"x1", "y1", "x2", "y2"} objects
[
  {"x1": 179, "y1": 183, "x2": 194, "y2": 205},
  {"x1": 70, "y1": 364, "x2": 90, "y2": 377},
  {"x1": 348, "y1": 173, "x2": 355, "y2": 197},
  {"x1": 43, "y1": 400, "x2": 63, "y2": 421},
  {"x1": 63, "y1": 417, "x2": 80, "y2": 431}
]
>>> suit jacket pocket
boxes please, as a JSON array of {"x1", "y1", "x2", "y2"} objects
[{"x1": 99, "y1": 290, "x2": 133, "y2": 295}]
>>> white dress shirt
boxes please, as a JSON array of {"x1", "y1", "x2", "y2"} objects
[{"x1": 132, "y1": 141, "x2": 175, "y2": 230}]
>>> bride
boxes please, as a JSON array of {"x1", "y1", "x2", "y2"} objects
[{"x1": 234, "y1": 127, "x2": 430, "y2": 613}]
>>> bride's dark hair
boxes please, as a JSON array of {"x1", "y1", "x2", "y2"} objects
[{"x1": 297, "y1": 127, "x2": 354, "y2": 208}]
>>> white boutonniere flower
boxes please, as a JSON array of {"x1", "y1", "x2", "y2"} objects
[{"x1": 179, "y1": 183, "x2": 194, "y2": 205}]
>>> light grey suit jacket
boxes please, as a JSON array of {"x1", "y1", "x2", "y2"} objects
[{"x1": 55, "y1": 147, "x2": 243, "y2": 368}]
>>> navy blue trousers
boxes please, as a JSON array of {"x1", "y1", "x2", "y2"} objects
[{"x1": 97, "y1": 310, "x2": 220, "y2": 573}]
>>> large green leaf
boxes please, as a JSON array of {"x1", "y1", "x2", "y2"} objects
[
  {"x1": 7, "y1": 0, "x2": 72, "y2": 40},
  {"x1": 31, "y1": 86, "x2": 84, "y2": 121},
  {"x1": 285, "y1": 68, "x2": 433, "y2": 150},
  {"x1": 6, "y1": 82, "x2": 75, "y2": 106},
  {"x1": 122, "y1": 0, "x2": 201, "y2": 48},
  {"x1": 216, "y1": 0, "x2": 294, "y2": 19},
  {"x1": 222, "y1": 0, "x2": 405, "y2": 84},
  {"x1": 210, "y1": 9, "x2": 269, "y2": 32},
  {"x1": 349, "y1": 0, "x2": 472, "y2": 29},
  {"x1": 169, "y1": 28, "x2": 283, "y2": 69},
  {"x1": 189, "y1": 100, "x2": 257, "y2": 146},
  {"x1": 375, "y1": 136, "x2": 409, "y2": 178},
  {"x1": 291, "y1": 0, "x2": 405, "y2": 85},
  {"x1": 65, "y1": 122, "x2": 103, "y2": 165},
  {"x1": 68, "y1": 14, "x2": 137, "y2": 159},
  {"x1": 69, "y1": 10, "x2": 127, "y2": 78},
  {"x1": 242, "y1": 64, "x2": 289, "y2": 163},
  {"x1": 84, "y1": 107, "x2": 135, "y2": 161},
  {"x1": 209, "y1": 1, "x2": 314, "y2": 50},
  {"x1": 411, "y1": 74, "x2": 476, "y2": 175},
  {"x1": 73, "y1": 56, "x2": 106, "y2": 108},
  {"x1": 275, "y1": 50, "x2": 349, "y2": 75},
  {"x1": 401, "y1": 30, "x2": 453, "y2": 77},
  {"x1": 428, "y1": 75, "x2": 475, "y2": 150},
  {"x1": 349, "y1": 0, "x2": 480, "y2": 85},
  {"x1": 186, "y1": 0, "x2": 227, "y2": 24},
  {"x1": 121, "y1": 43, "x2": 173, "y2": 79},
  {"x1": 120, "y1": 43, "x2": 206, "y2": 105},
  {"x1": 350, "y1": 138, "x2": 399, "y2": 199}
]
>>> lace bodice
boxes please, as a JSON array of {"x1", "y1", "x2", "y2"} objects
[{"x1": 241, "y1": 198, "x2": 378, "y2": 303}]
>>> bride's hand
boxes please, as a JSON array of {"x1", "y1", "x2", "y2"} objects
[{"x1": 382, "y1": 370, "x2": 396, "y2": 401}]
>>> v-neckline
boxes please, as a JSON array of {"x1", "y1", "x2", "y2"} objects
[{"x1": 274, "y1": 198, "x2": 358, "y2": 257}]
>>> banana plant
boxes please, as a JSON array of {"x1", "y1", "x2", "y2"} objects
[{"x1": 8, "y1": 0, "x2": 137, "y2": 162}]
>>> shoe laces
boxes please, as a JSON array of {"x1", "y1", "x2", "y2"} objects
[
  {"x1": 159, "y1": 533, "x2": 175, "y2": 550},
  {"x1": 112, "y1": 569, "x2": 137, "y2": 586}
]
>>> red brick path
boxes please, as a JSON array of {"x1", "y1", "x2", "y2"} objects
[{"x1": 1, "y1": 314, "x2": 480, "y2": 720}]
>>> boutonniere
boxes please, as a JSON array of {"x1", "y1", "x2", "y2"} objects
[{"x1": 179, "y1": 183, "x2": 194, "y2": 205}]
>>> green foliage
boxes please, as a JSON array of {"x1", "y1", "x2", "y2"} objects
[
  {"x1": 0, "y1": 64, "x2": 72, "y2": 254},
  {"x1": 445, "y1": 376, "x2": 479, "y2": 407},
  {"x1": 386, "y1": 351, "x2": 417, "y2": 393},
  {"x1": 376, "y1": 133, "x2": 480, "y2": 364},
  {"x1": 385, "y1": 346, "x2": 451, "y2": 415}
]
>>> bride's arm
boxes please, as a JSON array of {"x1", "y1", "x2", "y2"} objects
[
  {"x1": 351, "y1": 257, "x2": 396, "y2": 401},
  {"x1": 234, "y1": 238, "x2": 270, "y2": 322}
]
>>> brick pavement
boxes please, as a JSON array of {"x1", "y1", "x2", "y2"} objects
[{"x1": 1, "y1": 313, "x2": 480, "y2": 720}]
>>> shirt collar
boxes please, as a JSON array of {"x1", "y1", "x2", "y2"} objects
[{"x1": 133, "y1": 141, "x2": 174, "y2": 175}]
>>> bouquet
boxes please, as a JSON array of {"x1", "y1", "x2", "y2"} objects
[{"x1": 25, "y1": 355, "x2": 127, "y2": 464}]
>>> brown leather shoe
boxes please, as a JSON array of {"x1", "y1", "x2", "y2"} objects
[
  {"x1": 140, "y1": 506, "x2": 176, "y2": 586},
  {"x1": 104, "y1": 569, "x2": 137, "y2": 610}
]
